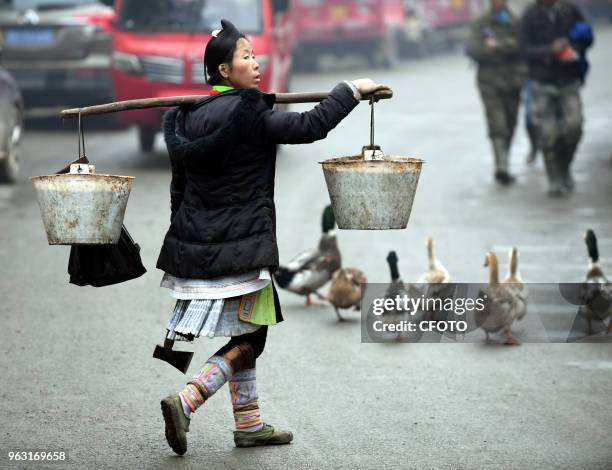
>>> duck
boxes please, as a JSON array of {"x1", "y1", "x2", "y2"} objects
[
  {"x1": 417, "y1": 237, "x2": 453, "y2": 321},
  {"x1": 503, "y1": 247, "x2": 528, "y2": 322},
  {"x1": 417, "y1": 237, "x2": 451, "y2": 285},
  {"x1": 383, "y1": 251, "x2": 424, "y2": 341},
  {"x1": 476, "y1": 251, "x2": 521, "y2": 345},
  {"x1": 274, "y1": 205, "x2": 341, "y2": 306},
  {"x1": 323, "y1": 268, "x2": 367, "y2": 321},
  {"x1": 578, "y1": 229, "x2": 612, "y2": 335},
  {"x1": 384, "y1": 251, "x2": 409, "y2": 300}
]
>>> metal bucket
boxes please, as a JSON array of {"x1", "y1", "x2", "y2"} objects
[
  {"x1": 320, "y1": 154, "x2": 423, "y2": 230},
  {"x1": 31, "y1": 164, "x2": 134, "y2": 244}
]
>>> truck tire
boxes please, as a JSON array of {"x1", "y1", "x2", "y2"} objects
[
  {"x1": 139, "y1": 126, "x2": 156, "y2": 152},
  {"x1": 0, "y1": 104, "x2": 23, "y2": 184}
]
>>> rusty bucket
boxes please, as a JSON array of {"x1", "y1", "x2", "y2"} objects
[
  {"x1": 320, "y1": 149, "x2": 423, "y2": 230},
  {"x1": 31, "y1": 164, "x2": 134, "y2": 244}
]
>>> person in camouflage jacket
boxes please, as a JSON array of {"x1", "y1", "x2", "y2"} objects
[{"x1": 467, "y1": 0, "x2": 527, "y2": 185}]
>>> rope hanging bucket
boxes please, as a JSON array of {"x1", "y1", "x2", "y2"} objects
[
  {"x1": 31, "y1": 113, "x2": 134, "y2": 244},
  {"x1": 319, "y1": 97, "x2": 424, "y2": 230}
]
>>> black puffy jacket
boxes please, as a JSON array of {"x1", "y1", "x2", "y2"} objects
[{"x1": 156, "y1": 83, "x2": 358, "y2": 279}]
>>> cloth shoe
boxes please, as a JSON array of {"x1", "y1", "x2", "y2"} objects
[
  {"x1": 161, "y1": 394, "x2": 191, "y2": 455},
  {"x1": 234, "y1": 423, "x2": 293, "y2": 448}
]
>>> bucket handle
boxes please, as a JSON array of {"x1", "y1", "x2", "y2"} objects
[
  {"x1": 363, "y1": 96, "x2": 384, "y2": 161},
  {"x1": 78, "y1": 111, "x2": 86, "y2": 160},
  {"x1": 370, "y1": 95, "x2": 375, "y2": 149}
]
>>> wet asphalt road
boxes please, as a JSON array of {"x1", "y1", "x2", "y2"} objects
[{"x1": 1, "y1": 27, "x2": 611, "y2": 470}]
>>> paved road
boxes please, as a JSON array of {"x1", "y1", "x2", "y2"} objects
[{"x1": 1, "y1": 27, "x2": 611, "y2": 470}]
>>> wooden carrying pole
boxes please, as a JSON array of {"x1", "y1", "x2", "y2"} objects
[{"x1": 59, "y1": 90, "x2": 393, "y2": 119}]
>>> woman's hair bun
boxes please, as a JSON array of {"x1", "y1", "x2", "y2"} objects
[{"x1": 204, "y1": 19, "x2": 246, "y2": 85}]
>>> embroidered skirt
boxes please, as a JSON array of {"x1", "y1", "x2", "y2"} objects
[{"x1": 166, "y1": 297, "x2": 262, "y2": 341}]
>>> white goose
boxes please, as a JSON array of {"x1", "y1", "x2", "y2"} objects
[
  {"x1": 417, "y1": 237, "x2": 451, "y2": 284},
  {"x1": 503, "y1": 247, "x2": 528, "y2": 322},
  {"x1": 477, "y1": 252, "x2": 521, "y2": 345}
]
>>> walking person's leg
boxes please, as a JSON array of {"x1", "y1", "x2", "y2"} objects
[
  {"x1": 161, "y1": 326, "x2": 291, "y2": 455},
  {"x1": 523, "y1": 80, "x2": 539, "y2": 164},
  {"x1": 501, "y1": 86, "x2": 522, "y2": 178},
  {"x1": 161, "y1": 349, "x2": 234, "y2": 455},
  {"x1": 505, "y1": 89, "x2": 521, "y2": 143},
  {"x1": 556, "y1": 82, "x2": 583, "y2": 191},
  {"x1": 479, "y1": 84, "x2": 513, "y2": 184},
  {"x1": 530, "y1": 81, "x2": 564, "y2": 196},
  {"x1": 224, "y1": 326, "x2": 293, "y2": 447}
]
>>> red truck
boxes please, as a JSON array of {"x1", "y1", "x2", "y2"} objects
[
  {"x1": 401, "y1": 0, "x2": 487, "y2": 54},
  {"x1": 291, "y1": 0, "x2": 406, "y2": 69},
  {"x1": 104, "y1": 0, "x2": 294, "y2": 152}
]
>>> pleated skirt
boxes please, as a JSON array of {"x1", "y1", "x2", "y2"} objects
[{"x1": 166, "y1": 297, "x2": 261, "y2": 341}]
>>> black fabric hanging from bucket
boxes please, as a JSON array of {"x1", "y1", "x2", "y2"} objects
[
  {"x1": 67, "y1": 225, "x2": 147, "y2": 287},
  {"x1": 56, "y1": 155, "x2": 146, "y2": 287}
]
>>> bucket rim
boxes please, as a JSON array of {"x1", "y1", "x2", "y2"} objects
[
  {"x1": 30, "y1": 173, "x2": 136, "y2": 181},
  {"x1": 318, "y1": 155, "x2": 424, "y2": 166}
]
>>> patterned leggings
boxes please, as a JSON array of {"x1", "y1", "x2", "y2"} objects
[
  {"x1": 215, "y1": 325, "x2": 268, "y2": 372},
  {"x1": 180, "y1": 326, "x2": 268, "y2": 415}
]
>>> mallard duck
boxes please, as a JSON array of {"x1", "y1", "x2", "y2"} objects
[
  {"x1": 274, "y1": 205, "x2": 341, "y2": 306},
  {"x1": 578, "y1": 229, "x2": 612, "y2": 334},
  {"x1": 383, "y1": 251, "x2": 424, "y2": 341},
  {"x1": 381, "y1": 251, "x2": 408, "y2": 340},
  {"x1": 323, "y1": 268, "x2": 367, "y2": 321},
  {"x1": 503, "y1": 247, "x2": 528, "y2": 321},
  {"x1": 385, "y1": 251, "x2": 409, "y2": 299},
  {"x1": 476, "y1": 252, "x2": 521, "y2": 345}
]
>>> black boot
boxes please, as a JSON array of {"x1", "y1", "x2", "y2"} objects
[
  {"x1": 556, "y1": 139, "x2": 577, "y2": 192},
  {"x1": 543, "y1": 149, "x2": 566, "y2": 197},
  {"x1": 492, "y1": 138, "x2": 515, "y2": 185}
]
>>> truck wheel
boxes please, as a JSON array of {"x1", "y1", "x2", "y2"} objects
[
  {"x1": 0, "y1": 104, "x2": 23, "y2": 184},
  {"x1": 139, "y1": 126, "x2": 156, "y2": 152}
]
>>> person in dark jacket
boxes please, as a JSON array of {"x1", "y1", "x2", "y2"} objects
[
  {"x1": 467, "y1": 0, "x2": 527, "y2": 185},
  {"x1": 520, "y1": 0, "x2": 593, "y2": 196},
  {"x1": 157, "y1": 19, "x2": 390, "y2": 455}
]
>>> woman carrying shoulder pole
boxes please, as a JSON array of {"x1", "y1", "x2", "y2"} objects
[{"x1": 157, "y1": 19, "x2": 389, "y2": 455}]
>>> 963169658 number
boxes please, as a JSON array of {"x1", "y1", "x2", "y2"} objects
[{"x1": 5, "y1": 450, "x2": 68, "y2": 463}]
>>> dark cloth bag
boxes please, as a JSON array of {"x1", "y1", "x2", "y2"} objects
[
  {"x1": 57, "y1": 157, "x2": 147, "y2": 287},
  {"x1": 67, "y1": 225, "x2": 146, "y2": 287}
]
